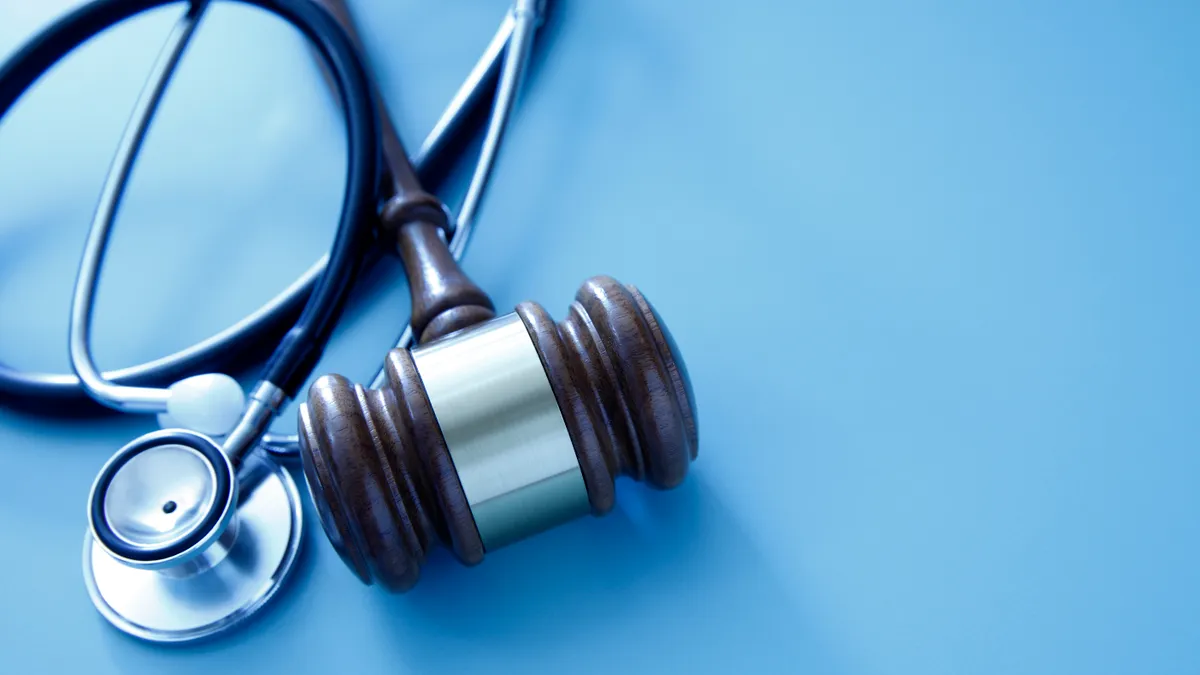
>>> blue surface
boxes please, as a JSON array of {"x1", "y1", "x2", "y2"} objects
[{"x1": 1, "y1": 1, "x2": 1198, "y2": 673}]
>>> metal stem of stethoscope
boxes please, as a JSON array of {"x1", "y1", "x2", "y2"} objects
[{"x1": 69, "y1": 1, "x2": 206, "y2": 416}]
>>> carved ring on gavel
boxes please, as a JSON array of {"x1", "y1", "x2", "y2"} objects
[{"x1": 298, "y1": 276, "x2": 698, "y2": 590}]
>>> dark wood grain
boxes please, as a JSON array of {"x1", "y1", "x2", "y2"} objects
[
  {"x1": 516, "y1": 301, "x2": 617, "y2": 514},
  {"x1": 299, "y1": 353, "x2": 483, "y2": 591},
  {"x1": 389, "y1": 220, "x2": 495, "y2": 342},
  {"x1": 383, "y1": 348, "x2": 484, "y2": 567},
  {"x1": 297, "y1": 276, "x2": 697, "y2": 590},
  {"x1": 523, "y1": 276, "x2": 698, "y2": 508},
  {"x1": 309, "y1": 0, "x2": 495, "y2": 343}
]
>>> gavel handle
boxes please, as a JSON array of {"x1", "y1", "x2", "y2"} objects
[{"x1": 309, "y1": 0, "x2": 495, "y2": 342}]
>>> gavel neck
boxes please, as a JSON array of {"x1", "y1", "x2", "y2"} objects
[{"x1": 387, "y1": 218, "x2": 495, "y2": 342}]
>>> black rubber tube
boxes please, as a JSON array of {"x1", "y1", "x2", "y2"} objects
[{"x1": 0, "y1": 0, "x2": 379, "y2": 401}]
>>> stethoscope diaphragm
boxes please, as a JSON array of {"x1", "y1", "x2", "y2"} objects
[{"x1": 83, "y1": 429, "x2": 302, "y2": 643}]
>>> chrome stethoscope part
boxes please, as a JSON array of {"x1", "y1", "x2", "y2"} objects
[
  {"x1": 83, "y1": 430, "x2": 303, "y2": 643},
  {"x1": 69, "y1": 1, "x2": 251, "y2": 439},
  {"x1": 90, "y1": 430, "x2": 236, "y2": 571}
]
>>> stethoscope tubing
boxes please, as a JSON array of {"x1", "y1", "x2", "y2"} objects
[
  {"x1": 0, "y1": 0, "x2": 383, "y2": 468},
  {"x1": 0, "y1": 3, "x2": 531, "y2": 407}
]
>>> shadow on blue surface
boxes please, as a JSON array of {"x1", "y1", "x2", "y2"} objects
[
  {"x1": 374, "y1": 477, "x2": 842, "y2": 671},
  {"x1": 94, "y1": 468, "x2": 843, "y2": 672}
]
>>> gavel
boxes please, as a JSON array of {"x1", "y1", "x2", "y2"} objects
[{"x1": 301, "y1": 0, "x2": 698, "y2": 591}]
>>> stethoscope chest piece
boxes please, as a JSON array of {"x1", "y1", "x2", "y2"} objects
[{"x1": 83, "y1": 430, "x2": 302, "y2": 643}]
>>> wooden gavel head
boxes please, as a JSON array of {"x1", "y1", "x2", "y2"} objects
[{"x1": 297, "y1": 275, "x2": 698, "y2": 591}]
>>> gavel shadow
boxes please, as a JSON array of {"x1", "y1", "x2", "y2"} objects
[
  {"x1": 95, "y1": 468, "x2": 847, "y2": 674},
  {"x1": 369, "y1": 475, "x2": 847, "y2": 672}
]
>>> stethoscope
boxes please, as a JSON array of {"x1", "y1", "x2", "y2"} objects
[{"x1": 0, "y1": 0, "x2": 547, "y2": 642}]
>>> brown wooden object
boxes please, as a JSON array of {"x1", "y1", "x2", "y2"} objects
[{"x1": 298, "y1": 276, "x2": 698, "y2": 590}]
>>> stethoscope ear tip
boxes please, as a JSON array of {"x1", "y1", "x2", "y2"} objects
[{"x1": 164, "y1": 373, "x2": 245, "y2": 437}]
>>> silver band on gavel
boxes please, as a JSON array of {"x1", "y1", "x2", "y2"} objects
[{"x1": 410, "y1": 313, "x2": 589, "y2": 550}]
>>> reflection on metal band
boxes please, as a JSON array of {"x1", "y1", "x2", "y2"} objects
[{"x1": 411, "y1": 313, "x2": 588, "y2": 550}]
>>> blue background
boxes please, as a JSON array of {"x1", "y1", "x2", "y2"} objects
[{"x1": 1, "y1": 1, "x2": 1197, "y2": 673}]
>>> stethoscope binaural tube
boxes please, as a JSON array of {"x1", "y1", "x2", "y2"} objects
[{"x1": 23, "y1": 0, "x2": 381, "y2": 463}]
